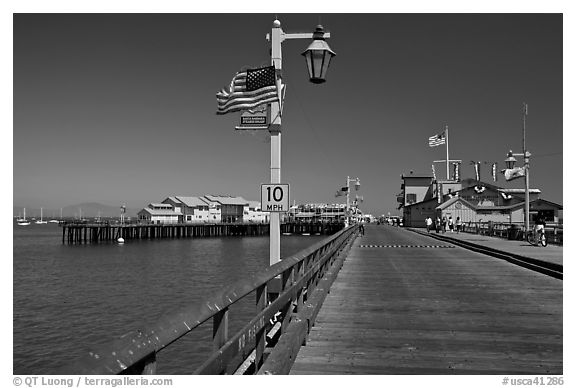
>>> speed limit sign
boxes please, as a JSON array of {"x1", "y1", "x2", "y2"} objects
[{"x1": 261, "y1": 184, "x2": 289, "y2": 212}]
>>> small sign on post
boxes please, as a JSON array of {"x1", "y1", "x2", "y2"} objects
[
  {"x1": 235, "y1": 105, "x2": 270, "y2": 130},
  {"x1": 261, "y1": 184, "x2": 289, "y2": 212}
]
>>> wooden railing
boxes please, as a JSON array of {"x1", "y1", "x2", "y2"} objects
[
  {"x1": 69, "y1": 225, "x2": 358, "y2": 375},
  {"x1": 460, "y1": 222, "x2": 563, "y2": 245}
]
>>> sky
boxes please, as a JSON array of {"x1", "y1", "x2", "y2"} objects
[{"x1": 12, "y1": 11, "x2": 564, "y2": 217}]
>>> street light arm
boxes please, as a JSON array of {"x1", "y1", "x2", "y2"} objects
[{"x1": 266, "y1": 32, "x2": 331, "y2": 42}]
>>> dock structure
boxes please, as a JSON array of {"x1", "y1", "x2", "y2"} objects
[
  {"x1": 61, "y1": 222, "x2": 345, "y2": 244},
  {"x1": 289, "y1": 224, "x2": 563, "y2": 374},
  {"x1": 69, "y1": 224, "x2": 562, "y2": 375}
]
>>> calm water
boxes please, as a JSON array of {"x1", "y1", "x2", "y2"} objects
[{"x1": 13, "y1": 223, "x2": 325, "y2": 374}]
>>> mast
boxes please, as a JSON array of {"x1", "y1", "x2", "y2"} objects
[{"x1": 445, "y1": 125, "x2": 449, "y2": 180}]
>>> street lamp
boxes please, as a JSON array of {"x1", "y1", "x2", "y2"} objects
[
  {"x1": 345, "y1": 176, "x2": 361, "y2": 227},
  {"x1": 301, "y1": 25, "x2": 336, "y2": 84},
  {"x1": 267, "y1": 19, "x2": 335, "y2": 266},
  {"x1": 505, "y1": 151, "x2": 517, "y2": 169}
]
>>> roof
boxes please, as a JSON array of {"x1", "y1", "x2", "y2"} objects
[
  {"x1": 175, "y1": 196, "x2": 210, "y2": 207},
  {"x1": 204, "y1": 195, "x2": 248, "y2": 206},
  {"x1": 138, "y1": 208, "x2": 183, "y2": 216},
  {"x1": 149, "y1": 203, "x2": 172, "y2": 208},
  {"x1": 498, "y1": 188, "x2": 542, "y2": 194},
  {"x1": 435, "y1": 197, "x2": 562, "y2": 212},
  {"x1": 401, "y1": 174, "x2": 434, "y2": 179},
  {"x1": 436, "y1": 197, "x2": 475, "y2": 211}
]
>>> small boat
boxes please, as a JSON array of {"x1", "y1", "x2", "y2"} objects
[
  {"x1": 18, "y1": 208, "x2": 30, "y2": 226},
  {"x1": 35, "y1": 208, "x2": 48, "y2": 224}
]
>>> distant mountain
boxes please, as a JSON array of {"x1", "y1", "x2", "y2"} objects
[{"x1": 13, "y1": 203, "x2": 141, "y2": 219}]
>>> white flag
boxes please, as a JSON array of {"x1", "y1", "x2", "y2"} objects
[{"x1": 503, "y1": 166, "x2": 526, "y2": 181}]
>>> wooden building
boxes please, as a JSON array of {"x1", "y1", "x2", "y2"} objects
[
  {"x1": 203, "y1": 195, "x2": 248, "y2": 223},
  {"x1": 401, "y1": 176, "x2": 562, "y2": 227},
  {"x1": 162, "y1": 196, "x2": 216, "y2": 223},
  {"x1": 137, "y1": 203, "x2": 182, "y2": 224}
]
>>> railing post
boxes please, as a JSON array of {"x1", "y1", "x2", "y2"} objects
[
  {"x1": 280, "y1": 267, "x2": 295, "y2": 335},
  {"x1": 254, "y1": 284, "x2": 267, "y2": 372},
  {"x1": 213, "y1": 308, "x2": 229, "y2": 352}
]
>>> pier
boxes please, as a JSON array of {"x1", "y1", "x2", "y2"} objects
[
  {"x1": 69, "y1": 223, "x2": 562, "y2": 375},
  {"x1": 61, "y1": 222, "x2": 345, "y2": 244}
]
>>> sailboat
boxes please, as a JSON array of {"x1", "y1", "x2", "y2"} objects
[
  {"x1": 50, "y1": 208, "x2": 62, "y2": 223},
  {"x1": 18, "y1": 208, "x2": 30, "y2": 226},
  {"x1": 35, "y1": 208, "x2": 48, "y2": 224}
]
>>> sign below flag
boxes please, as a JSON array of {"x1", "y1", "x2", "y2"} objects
[{"x1": 235, "y1": 105, "x2": 269, "y2": 130}]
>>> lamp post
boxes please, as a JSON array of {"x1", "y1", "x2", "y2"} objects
[
  {"x1": 266, "y1": 19, "x2": 335, "y2": 266},
  {"x1": 504, "y1": 103, "x2": 531, "y2": 239},
  {"x1": 344, "y1": 176, "x2": 361, "y2": 227}
]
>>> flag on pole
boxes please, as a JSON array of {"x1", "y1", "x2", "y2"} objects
[
  {"x1": 428, "y1": 132, "x2": 446, "y2": 147},
  {"x1": 503, "y1": 166, "x2": 526, "y2": 181},
  {"x1": 452, "y1": 162, "x2": 461, "y2": 181},
  {"x1": 335, "y1": 190, "x2": 344, "y2": 197},
  {"x1": 341, "y1": 187, "x2": 349, "y2": 192},
  {"x1": 431, "y1": 164, "x2": 436, "y2": 180},
  {"x1": 471, "y1": 161, "x2": 481, "y2": 181},
  {"x1": 492, "y1": 162, "x2": 498, "y2": 182},
  {"x1": 216, "y1": 66, "x2": 279, "y2": 115}
]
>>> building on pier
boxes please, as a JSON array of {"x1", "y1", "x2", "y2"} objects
[
  {"x1": 136, "y1": 195, "x2": 270, "y2": 224},
  {"x1": 287, "y1": 203, "x2": 348, "y2": 223},
  {"x1": 161, "y1": 196, "x2": 216, "y2": 223},
  {"x1": 399, "y1": 174, "x2": 562, "y2": 227},
  {"x1": 137, "y1": 203, "x2": 182, "y2": 224}
]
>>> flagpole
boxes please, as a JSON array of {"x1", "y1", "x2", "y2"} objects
[
  {"x1": 269, "y1": 20, "x2": 283, "y2": 266},
  {"x1": 445, "y1": 125, "x2": 449, "y2": 180}
]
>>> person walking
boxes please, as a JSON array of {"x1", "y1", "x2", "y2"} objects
[
  {"x1": 359, "y1": 221, "x2": 365, "y2": 236},
  {"x1": 435, "y1": 217, "x2": 441, "y2": 233},
  {"x1": 441, "y1": 216, "x2": 447, "y2": 233},
  {"x1": 448, "y1": 216, "x2": 454, "y2": 232},
  {"x1": 425, "y1": 216, "x2": 433, "y2": 233},
  {"x1": 455, "y1": 216, "x2": 462, "y2": 233}
]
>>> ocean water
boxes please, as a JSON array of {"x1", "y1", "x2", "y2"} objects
[{"x1": 13, "y1": 222, "x2": 325, "y2": 374}]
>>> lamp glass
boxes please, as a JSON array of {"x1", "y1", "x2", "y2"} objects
[
  {"x1": 505, "y1": 155, "x2": 517, "y2": 169},
  {"x1": 302, "y1": 39, "x2": 335, "y2": 84}
]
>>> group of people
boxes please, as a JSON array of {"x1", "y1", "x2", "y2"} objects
[{"x1": 425, "y1": 215, "x2": 462, "y2": 234}]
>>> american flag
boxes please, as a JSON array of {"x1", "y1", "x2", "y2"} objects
[
  {"x1": 428, "y1": 132, "x2": 446, "y2": 147},
  {"x1": 216, "y1": 66, "x2": 279, "y2": 115}
]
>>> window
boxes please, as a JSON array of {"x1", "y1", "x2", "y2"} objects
[{"x1": 406, "y1": 193, "x2": 417, "y2": 204}]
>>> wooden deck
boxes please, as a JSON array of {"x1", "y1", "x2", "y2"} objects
[{"x1": 290, "y1": 225, "x2": 563, "y2": 374}]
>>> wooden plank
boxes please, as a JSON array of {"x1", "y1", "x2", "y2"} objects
[{"x1": 291, "y1": 225, "x2": 562, "y2": 375}]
